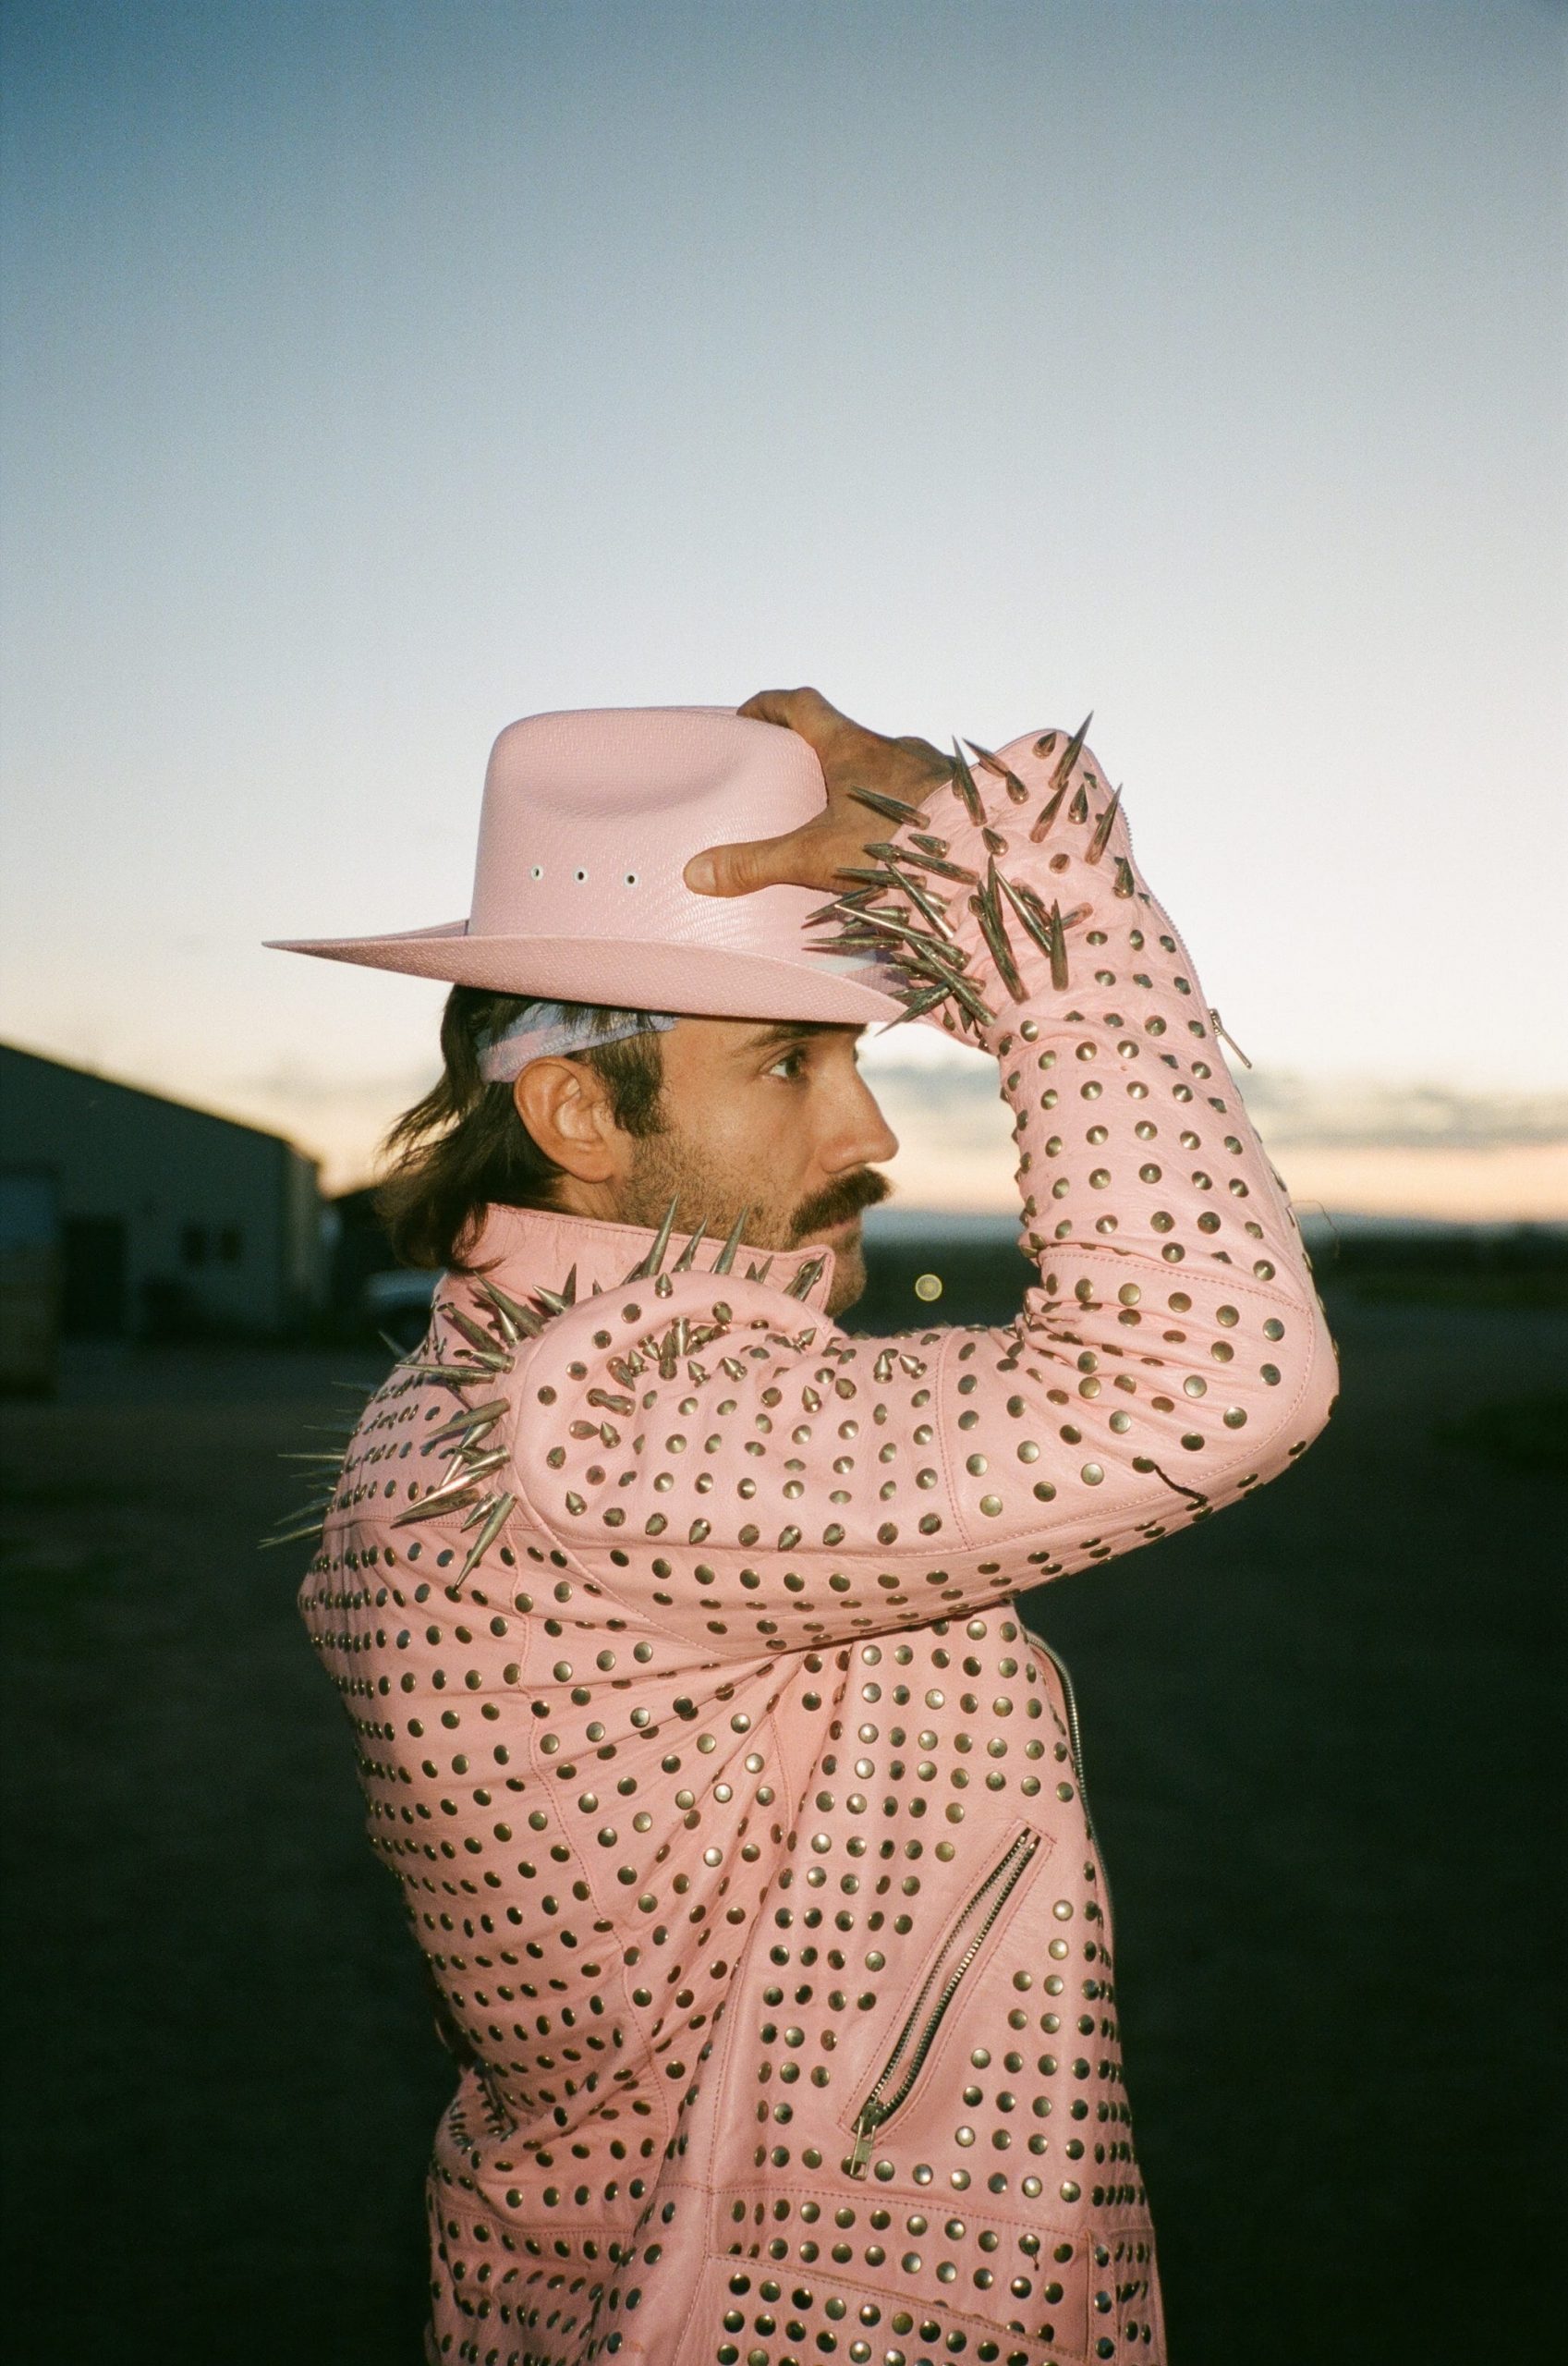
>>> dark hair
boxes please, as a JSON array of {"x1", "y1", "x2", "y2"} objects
[{"x1": 374, "y1": 986, "x2": 668, "y2": 1271}]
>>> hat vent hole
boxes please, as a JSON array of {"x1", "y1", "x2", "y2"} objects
[
  {"x1": 529, "y1": 864, "x2": 543, "y2": 880},
  {"x1": 575, "y1": 868, "x2": 587, "y2": 883},
  {"x1": 625, "y1": 872, "x2": 638, "y2": 885}
]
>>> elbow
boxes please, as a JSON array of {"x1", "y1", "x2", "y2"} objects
[{"x1": 1249, "y1": 1295, "x2": 1339, "y2": 1486}]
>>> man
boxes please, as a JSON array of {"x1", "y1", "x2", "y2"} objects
[{"x1": 273, "y1": 689, "x2": 1336, "y2": 2365}]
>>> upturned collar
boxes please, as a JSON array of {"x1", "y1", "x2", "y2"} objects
[{"x1": 458, "y1": 1202, "x2": 839, "y2": 1311}]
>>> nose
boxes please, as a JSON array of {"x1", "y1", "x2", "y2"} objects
[{"x1": 823, "y1": 1070, "x2": 899, "y2": 1175}]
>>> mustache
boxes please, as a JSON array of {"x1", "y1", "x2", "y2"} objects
[{"x1": 788, "y1": 1166, "x2": 892, "y2": 1242}]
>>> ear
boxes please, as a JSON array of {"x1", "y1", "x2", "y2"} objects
[{"x1": 511, "y1": 1057, "x2": 629, "y2": 1185}]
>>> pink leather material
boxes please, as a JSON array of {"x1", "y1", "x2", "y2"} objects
[
  {"x1": 267, "y1": 704, "x2": 912, "y2": 1025},
  {"x1": 298, "y1": 726, "x2": 1337, "y2": 2365}
]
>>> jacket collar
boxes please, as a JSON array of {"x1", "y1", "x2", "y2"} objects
[{"x1": 457, "y1": 1201, "x2": 838, "y2": 1311}]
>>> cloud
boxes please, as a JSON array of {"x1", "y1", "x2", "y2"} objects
[
  {"x1": 866, "y1": 1056, "x2": 1568, "y2": 1153},
  {"x1": 1234, "y1": 1074, "x2": 1568, "y2": 1152}
]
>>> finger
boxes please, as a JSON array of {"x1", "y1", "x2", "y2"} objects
[
  {"x1": 735, "y1": 689, "x2": 799, "y2": 726},
  {"x1": 737, "y1": 686, "x2": 857, "y2": 750},
  {"x1": 684, "y1": 833, "x2": 809, "y2": 897}
]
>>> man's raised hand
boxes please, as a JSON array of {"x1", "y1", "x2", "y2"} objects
[{"x1": 682, "y1": 687, "x2": 953, "y2": 897}]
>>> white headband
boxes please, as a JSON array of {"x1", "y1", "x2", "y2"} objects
[{"x1": 477, "y1": 999, "x2": 680, "y2": 1083}]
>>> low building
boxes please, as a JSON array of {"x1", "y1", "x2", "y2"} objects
[{"x1": 0, "y1": 1043, "x2": 323, "y2": 1348}]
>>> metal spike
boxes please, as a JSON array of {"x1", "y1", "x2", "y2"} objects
[
  {"x1": 267, "y1": 1491, "x2": 334, "y2": 1528},
  {"x1": 1049, "y1": 899, "x2": 1070, "y2": 992},
  {"x1": 881, "y1": 862, "x2": 956, "y2": 940},
  {"x1": 847, "y1": 783, "x2": 930, "y2": 826},
  {"x1": 475, "y1": 1277, "x2": 546, "y2": 1337},
  {"x1": 260, "y1": 1518, "x2": 332, "y2": 1550},
  {"x1": 1086, "y1": 784, "x2": 1123, "y2": 864},
  {"x1": 812, "y1": 933, "x2": 893, "y2": 960},
  {"x1": 629, "y1": 1196, "x2": 681, "y2": 1280},
  {"x1": 863, "y1": 842, "x2": 956, "y2": 902},
  {"x1": 1068, "y1": 785, "x2": 1088, "y2": 824},
  {"x1": 784, "y1": 1253, "x2": 827, "y2": 1299},
  {"x1": 441, "y1": 1303, "x2": 512, "y2": 1364},
  {"x1": 948, "y1": 738, "x2": 985, "y2": 823},
  {"x1": 1112, "y1": 856, "x2": 1136, "y2": 899},
  {"x1": 745, "y1": 1255, "x2": 774, "y2": 1284},
  {"x1": 874, "y1": 982, "x2": 952, "y2": 1030},
  {"x1": 970, "y1": 873, "x2": 1026, "y2": 1001},
  {"x1": 830, "y1": 905, "x2": 969, "y2": 971},
  {"x1": 424, "y1": 1398, "x2": 507, "y2": 1451},
  {"x1": 278, "y1": 1449, "x2": 347, "y2": 1465},
  {"x1": 711, "y1": 1205, "x2": 752, "y2": 1273},
  {"x1": 472, "y1": 1287, "x2": 518, "y2": 1346},
  {"x1": 931, "y1": 966, "x2": 996, "y2": 1028},
  {"x1": 425, "y1": 1422, "x2": 502, "y2": 1468},
  {"x1": 1033, "y1": 729, "x2": 1059, "y2": 758},
  {"x1": 1049, "y1": 711, "x2": 1093, "y2": 796},
  {"x1": 402, "y1": 1362, "x2": 490, "y2": 1389},
  {"x1": 444, "y1": 1445, "x2": 509, "y2": 1484},
  {"x1": 672, "y1": 1217, "x2": 711, "y2": 1273},
  {"x1": 1210, "y1": 1007, "x2": 1254, "y2": 1069},
  {"x1": 910, "y1": 831, "x2": 951, "y2": 858},
  {"x1": 964, "y1": 738, "x2": 1030, "y2": 803},
  {"x1": 994, "y1": 863, "x2": 1059, "y2": 963},
  {"x1": 393, "y1": 1461, "x2": 487, "y2": 1517},
  {"x1": 391, "y1": 1485, "x2": 483, "y2": 1529},
  {"x1": 1027, "y1": 778, "x2": 1070, "y2": 842},
  {"x1": 457, "y1": 1491, "x2": 516, "y2": 1581}
]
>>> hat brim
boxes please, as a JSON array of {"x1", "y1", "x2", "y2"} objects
[{"x1": 267, "y1": 921, "x2": 932, "y2": 1030}]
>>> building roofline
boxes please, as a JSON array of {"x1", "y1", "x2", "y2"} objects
[{"x1": 0, "y1": 1038, "x2": 312, "y2": 1161}]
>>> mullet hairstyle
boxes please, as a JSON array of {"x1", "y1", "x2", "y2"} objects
[{"x1": 374, "y1": 986, "x2": 669, "y2": 1273}]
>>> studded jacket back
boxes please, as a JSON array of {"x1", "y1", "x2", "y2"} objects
[{"x1": 298, "y1": 725, "x2": 1338, "y2": 2366}]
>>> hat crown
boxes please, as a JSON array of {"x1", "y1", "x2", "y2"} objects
[{"x1": 468, "y1": 706, "x2": 825, "y2": 945}]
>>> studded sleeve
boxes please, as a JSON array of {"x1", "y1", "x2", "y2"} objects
[{"x1": 510, "y1": 722, "x2": 1338, "y2": 1656}]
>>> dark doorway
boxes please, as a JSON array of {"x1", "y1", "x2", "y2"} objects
[{"x1": 60, "y1": 1214, "x2": 128, "y2": 1336}]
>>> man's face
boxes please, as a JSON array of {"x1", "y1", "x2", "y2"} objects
[{"x1": 606, "y1": 1018, "x2": 897, "y2": 1317}]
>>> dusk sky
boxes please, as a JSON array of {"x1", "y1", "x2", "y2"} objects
[{"x1": 3, "y1": 0, "x2": 1563, "y2": 1213}]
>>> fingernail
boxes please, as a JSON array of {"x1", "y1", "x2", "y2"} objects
[{"x1": 685, "y1": 854, "x2": 717, "y2": 893}]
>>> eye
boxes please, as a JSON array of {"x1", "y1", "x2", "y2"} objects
[{"x1": 767, "y1": 1045, "x2": 810, "y2": 1080}]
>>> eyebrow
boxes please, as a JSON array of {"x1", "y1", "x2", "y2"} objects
[{"x1": 738, "y1": 1020, "x2": 864, "y2": 1053}]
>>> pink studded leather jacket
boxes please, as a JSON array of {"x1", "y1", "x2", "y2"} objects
[{"x1": 298, "y1": 725, "x2": 1337, "y2": 2366}]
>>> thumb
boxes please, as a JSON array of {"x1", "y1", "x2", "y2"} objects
[{"x1": 684, "y1": 835, "x2": 796, "y2": 896}]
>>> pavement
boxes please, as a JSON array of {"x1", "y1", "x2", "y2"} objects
[{"x1": 1, "y1": 1283, "x2": 1560, "y2": 2363}]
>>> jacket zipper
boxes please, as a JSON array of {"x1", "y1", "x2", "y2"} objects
[
  {"x1": 1029, "y1": 1630, "x2": 1112, "y2": 1927},
  {"x1": 842, "y1": 1825, "x2": 1041, "y2": 2179}
]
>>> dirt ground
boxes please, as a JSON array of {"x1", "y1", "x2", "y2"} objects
[{"x1": 1, "y1": 1281, "x2": 1560, "y2": 2364}]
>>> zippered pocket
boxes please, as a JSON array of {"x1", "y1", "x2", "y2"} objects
[
  {"x1": 1027, "y1": 1627, "x2": 1112, "y2": 1929},
  {"x1": 841, "y1": 1822, "x2": 1044, "y2": 2179}
]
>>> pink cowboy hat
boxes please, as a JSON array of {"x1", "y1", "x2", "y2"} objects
[{"x1": 268, "y1": 703, "x2": 918, "y2": 1026}]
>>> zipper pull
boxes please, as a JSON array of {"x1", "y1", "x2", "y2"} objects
[{"x1": 843, "y1": 2111, "x2": 879, "y2": 2179}]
